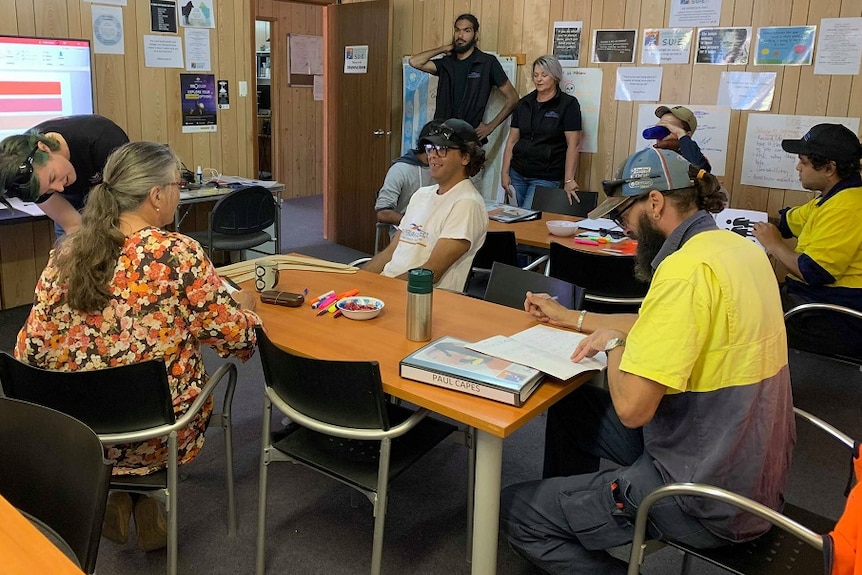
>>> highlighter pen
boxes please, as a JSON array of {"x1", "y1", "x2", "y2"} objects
[
  {"x1": 334, "y1": 288, "x2": 360, "y2": 299},
  {"x1": 333, "y1": 310, "x2": 343, "y2": 318},
  {"x1": 573, "y1": 238, "x2": 600, "y2": 246},
  {"x1": 309, "y1": 290, "x2": 335, "y2": 306},
  {"x1": 313, "y1": 294, "x2": 339, "y2": 310}
]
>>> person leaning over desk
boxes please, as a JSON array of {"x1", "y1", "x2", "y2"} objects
[
  {"x1": 752, "y1": 123, "x2": 862, "y2": 358},
  {"x1": 363, "y1": 118, "x2": 488, "y2": 292},
  {"x1": 15, "y1": 141, "x2": 260, "y2": 552},
  {"x1": 0, "y1": 114, "x2": 129, "y2": 236},
  {"x1": 501, "y1": 55, "x2": 582, "y2": 208},
  {"x1": 501, "y1": 147, "x2": 795, "y2": 574}
]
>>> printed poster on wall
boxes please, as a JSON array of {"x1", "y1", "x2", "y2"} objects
[
  {"x1": 92, "y1": 5, "x2": 125, "y2": 55},
  {"x1": 754, "y1": 26, "x2": 816, "y2": 66},
  {"x1": 180, "y1": 73, "x2": 217, "y2": 133},
  {"x1": 553, "y1": 21, "x2": 582, "y2": 67},
  {"x1": 696, "y1": 27, "x2": 751, "y2": 65},
  {"x1": 642, "y1": 28, "x2": 693, "y2": 65},
  {"x1": 669, "y1": 0, "x2": 721, "y2": 28},
  {"x1": 741, "y1": 114, "x2": 860, "y2": 190},
  {"x1": 179, "y1": 1, "x2": 215, "y2": 29},
  {"x1": 814, "y1": 18, "x2": 862, "y2": 75},
  {"x1": 717, "y1": 71, "x2": 776, "y2": 111},
  {"x1": 615, "y1": 68, "x2": 663, "y2": 101},
  {"x1": 592, "y1": 30, "x2": 637, "y2": 63},
  {"x1": 344, "y1": 45, "x2": 369, "y2": 74},
  {"x1": 150, "y1": 0, "x2": 178, "y2": 33}
]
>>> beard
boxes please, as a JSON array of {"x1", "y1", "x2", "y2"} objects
[
  {"x1": 452, "y1": 36, "x2": 477, "y2": 54},
  {"x1": 631, "y1": 211, "x2": 667, "y2": 282}
]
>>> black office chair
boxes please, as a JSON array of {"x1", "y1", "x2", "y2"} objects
[
  {"x1": 784, "y1": 303, "x2": 862, "y2": 366},
  {"x1": 0, "y1": 354, "x2": 238, "y2": 575},
  {"x1": 464, "y1": 231, "x2": 548, "y2": 297},
  {"x1": 0, "y1": 397, "x2": 113, "y2": 574},
  {"x1": 627, "y1": 406, "x2": 856, "y2": 575},
  {"x1": 484, "y1": 261, "x2": 584, "y2": 311},
  {"x1": 187, "y1": 185, "x2": 278, "y2": 261},
  {"x1": 254, "y1": 327, "x2": 458, "y2": 575},
  {"x1": 548, "y1": 242, "x2": 648, "y2": 313},
  {"x1": 530, "y1": 187, "x2": 598, "y2": 217}
]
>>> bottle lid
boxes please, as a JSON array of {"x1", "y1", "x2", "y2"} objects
[{"x1": 407, "y1": 268, "x2": 433, "y2": 294}]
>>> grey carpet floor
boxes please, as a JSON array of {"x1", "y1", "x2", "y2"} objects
[{"x1": 1, "y1": 195, "x2": 859, "y2": 574}]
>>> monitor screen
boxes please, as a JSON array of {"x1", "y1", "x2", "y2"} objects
[{"x1": 0, "y1": 35, "x2": 94, "y2": 141}]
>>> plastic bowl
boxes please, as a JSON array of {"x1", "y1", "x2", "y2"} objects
[
  {"x1": 336, "y1": 296, "x2": 385, "y2": 320},
  {"x1": 546, "y1": 220, "x2": 580, "y2": 237}
]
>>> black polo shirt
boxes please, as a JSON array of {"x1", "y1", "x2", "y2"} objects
[{"x1": 510, "y1": 89, "x2": 582, "y2": 180}]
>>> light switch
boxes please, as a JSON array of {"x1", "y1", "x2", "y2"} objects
[{"x1": 239, "y1": 81, "x2": 248, "y2": 97}]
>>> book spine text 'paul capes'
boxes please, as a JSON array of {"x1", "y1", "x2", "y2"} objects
[{"x1": 399, "y1": 364, "x2": 521, "y2": 406}]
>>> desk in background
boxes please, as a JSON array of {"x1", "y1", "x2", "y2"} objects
[
  {"x1": 488, "y1": 211, "x2": 637, "y2": 254},
  {"x1": 245, "y1": 265, "x2": 595, "y2": 574}
]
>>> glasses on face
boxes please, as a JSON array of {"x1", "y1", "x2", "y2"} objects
[
  {"x1": 608, "y1": 198, "x2": 640, "y2": 228},
  {"x1": 7, "y1": 144, "x2": 40, "y2": 194},
  {"x1": 163, "y1": 180, "x2": 185, "y2": 189},
  {"x1": 423, "y1": 144, "x2": 450, "y2": 158}
]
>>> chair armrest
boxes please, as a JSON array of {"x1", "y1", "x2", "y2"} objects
[
  {"x1": 349, "y1": 257, "x2": 371, "y2": 267},
  {"x1": 523, "y1": 255, "x2": 548, "y2": 272},
  {"x1": 627, "y1": 483, "x2": 824, "y2": 575},
  {"x1": 785, "y1": 303, "x2": 862, "y2": 322},
  {"x1": 99, "y1": 363, "x2": 237, "y2": 444},
  {"x1": 794, "y1": 407, "x2": 855, "y2": 451},
  {"x1": 265, "y1": 387, "x2": 430, "y2": 441}
]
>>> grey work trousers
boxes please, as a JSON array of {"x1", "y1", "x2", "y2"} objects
[{"x1": 500, "y1": 385, "x2": 726, "y2": 574}]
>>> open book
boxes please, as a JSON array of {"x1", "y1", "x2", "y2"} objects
[
  {"x1": 465, "y1": 324, "x2": 607, "y2": 381},
  {"x1": 485, "y1": 202, "x2": 542, "y2": 223}
]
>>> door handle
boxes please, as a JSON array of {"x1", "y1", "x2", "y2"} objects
[{"x1": 373, "y1": 129, "x2": 385, "y2": 136}]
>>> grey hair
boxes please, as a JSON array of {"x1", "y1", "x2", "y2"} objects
[{"x1": 533, "y1": 55, "x2": 563, "y2": 85}]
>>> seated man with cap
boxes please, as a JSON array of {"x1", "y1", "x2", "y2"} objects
[
  {"x1": 501, "y1": 147, "x2": 794, "y2": 574},
  {"x1": 363, "y1": 118, "x2": 488, "y2": 292},
  {"x1": 652, "y1": 105, "x2": 712, "y2": 172},
  {"x1": 753, "y1": 123, "x2": 862, "y2": 359}
]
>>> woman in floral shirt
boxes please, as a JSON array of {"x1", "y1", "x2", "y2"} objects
[{"x1": 15, "y1": 141, "x2": 260, "y2": 551}]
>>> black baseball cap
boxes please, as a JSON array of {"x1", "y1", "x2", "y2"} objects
[
  {"x1": 781, "y1": 123, "x2": 862, "y2": 163},
  {"x1": 419, "y1": 118, "x2": 480, "y2": 149}
]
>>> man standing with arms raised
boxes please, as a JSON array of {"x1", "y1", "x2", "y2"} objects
[{"x1": 409, "y1": 14, "x2": 518, "y2": 141}]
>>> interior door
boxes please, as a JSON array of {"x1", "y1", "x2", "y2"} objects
[{"x1": 323, "y1": 0, "x2": 392, "y2": 253}]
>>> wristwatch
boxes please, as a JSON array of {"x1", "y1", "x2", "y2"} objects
[{"x1": 604, "y1": 337, "x2": 626, "y2": 352}]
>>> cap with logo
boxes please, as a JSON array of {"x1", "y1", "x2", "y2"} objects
[
  {"x1": 589, "y1": 148, "x2": 694, "y2": 220},
  {"x1": 781, "y1": 123, "x2": 862, "y2": 164},
  {"x1": 655, "y1": 105, "x2": 698, "y2": 135},
  {"x1": 419, "y1": 118, "x2": 480, "y2": 149}
]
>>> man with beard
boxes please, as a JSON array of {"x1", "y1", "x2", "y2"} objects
[
  {"x1": 408, "y1": 14, "x2": 518, "y2": 141},
  {"x1": 500, "y1": 148, "x2": 795, "y2": 574}
]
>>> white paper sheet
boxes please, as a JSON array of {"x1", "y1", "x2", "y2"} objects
[
  {"x1": 615, "y1": 67, "x2": 663, "y2": 101},
  {"x1": 575, "y1": 218, "x2": 622, "y2": 232},
  {"x1": 560, "y1": 68, "x2": 603, "y2": 154},
  {"x1": 144, "y1": 35, "x2": 184, "y2": 68},
  {"x1": 712, "y1": 208, "x2": 768, "y2": 249},
  {"x1": 717, "y1": 71, "x2": 776, "y2": 111},
  {"x1": 184, "y1": 28, "x2": 211, "y2": 71},
  {"x1": 669, "y1": 0, "x2": 722, "y2": 28},
  {"x1": 313, "y1": 75, "x2": 323, "y2": 101},
  {"x1": 814, "y1": 18, "x2": 862, "y2": 75},
  {"x1": 6, "y1": 198, "x2": 46, "y2": 216},
  {"x1": 92, "y1": 5, "x2": 125, "y2": 55}
]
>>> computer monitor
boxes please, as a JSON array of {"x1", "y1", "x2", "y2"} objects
[{"x1": 0, "y1": 35, "x2": 94, "y2": 141}]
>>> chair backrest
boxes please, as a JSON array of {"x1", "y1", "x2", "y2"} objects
[
  {"x1": 530, "y1": 187, "x2": 598, "y2": 217},
  {"x1": 784, "y1": 303, "x2": 862, "y2": 366},
  {"x1": 0, "y1": 353, "x2": 175, "y2": 434},
  {"x1": 0, "y1": 397, "x2": 112, "y2": 574},
  {"x1": 471, "y1": 231, "x2": 518, "y2": 270},
  {"x1": 255, "y1": 327, "x2": 391, "y2": 430},
  {"x1": 548, "y1": 242, "x2": 649, "y2": 300},
  {"x1": 210, "y1": 185, "x2": 277, "y2": 236},
  {"x1": 484, "y1": 262, "x2": 584, "y2": 311}
]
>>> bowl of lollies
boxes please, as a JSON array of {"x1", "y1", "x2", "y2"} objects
[
  {"x1": 336, "y1": 296, "x2": 385, "y2": 320},
  {"x1": 546, "y1": 220, "x2": 580, "y2": 237}
]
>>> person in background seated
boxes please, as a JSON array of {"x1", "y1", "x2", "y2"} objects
[
  {"x1": 501, "y1": 147, "x2": 794, "y2": 574},
  {"x1": 364, "y1": 119, "x2": 488, "y2": 292},
  {"x1": 752, "y1": 123, "x2": 862, "y2": 359},
  {"x1": 651, "y1": 105, "x2": 712, "y2": 172},
  {"x1": 15, "y1": 141, "x2": 260, "y2": 552},
  {"x1": 501, "y1": 55, "x2": 582, "y2": 208},
  {"x1": 375, "y1": 120, "x2": 443, "y2": 231},
  {"x1": 0, "y1": 114, "x2": 130, "y2": 236},
  {"x1": 408, "y1": 13, "x2": 518, "y2": 141}
]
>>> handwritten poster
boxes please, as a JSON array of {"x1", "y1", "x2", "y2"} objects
[
  {"x1": 289, "y1": 34, "x2": 323, "y2": 76},
  {"x1": 636, "y1": 104, "x2": 731, "y2": 177},
  {"x1": 815, "y1": 18, "x2": 862, "y2": 76},
  {"x1": 553, "y1": 21, "x2": 583, "y2": 67},
  {"x1": 696, "y1": 27, "x2": 751, "y2": 65},
  {"x1": 561, "y1": 68, "x2": 603, "y2": 154},
  {"x1": 669, "y1": 0, "x2": 722, "y2": 28},
  {"x1": 591, "y1": 29, "x2": 637, "y2": 64},
  {"x1": 754, "y1": 26, "x2": 816, "y2": 66},
  {"x1": 615, "y1": 67, "x2": 663, "y2": 101},
  {"x1": 642, "y1": 28, "x2": 693, "y2": 65},
  {"x1": 741, "y1": 114, "x2": 860, "y2": 190},
  {"x1": 717, "y1": 71, "x2": 776, "y2": 111}
]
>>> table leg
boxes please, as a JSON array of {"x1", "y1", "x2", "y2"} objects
[{"x1": 471, "y1": 429, "x2": 503, "y2": 575}]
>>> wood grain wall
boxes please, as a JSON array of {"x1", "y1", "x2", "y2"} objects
[
  {"x1": 386, "y1": 0, "x2": 862, "y2": 215},
  {"x1": 2, "y1": 0, "x2": 256, "y2": 180},
  {"x1": 256, "y1": 1, "x2": 324, "y2": 199}
]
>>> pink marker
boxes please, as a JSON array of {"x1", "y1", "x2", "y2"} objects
[{"x1": 573, "y1": 238, "x2": 599, "y2": 246}]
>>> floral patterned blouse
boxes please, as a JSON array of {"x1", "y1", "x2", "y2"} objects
[{"x1": 15, "y1": 227, "x2": 260, "y2": 475}]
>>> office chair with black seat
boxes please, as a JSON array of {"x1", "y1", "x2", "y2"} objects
[
  {"x1": 530, "y1": 186, "x2": 598, "y2": 217},
  {"x1": 784, "y1": 303, "x2": 862, "y2": 367},
  {"x1": 547, "y1": 242, "x2": 648, "y2": 313},
  {"x1": 0, "y1": 397, "x2": 113, "y2": 574},
  {"x1": 0, "y1": 354, "x2": 238, "y2": 575},
  {"x1": 627, "y1": 405, "x2": 858, "y2": 575},
  {"x1": 254, "y1": 327, "x2": 458, "y2": 575},
  {"x1": 187, "y1": 185, "x2": 278, "y2": 262},
  {"x1": 484, "y1": 261, "x2": 584, "y2": 311},
  {"x1": 464, "y1": 231, "x2": 549, "y2": 298}
]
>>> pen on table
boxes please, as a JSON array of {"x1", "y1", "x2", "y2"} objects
[
  {"x1": 309, "y1": 289, "x2": 334, "y2": 306},
  {"x1": 573, "y1": 238, "x2": 599, "y2": 246},
  {"x1": 313, "y1": 293, "x2": 339, "y2": 310}
]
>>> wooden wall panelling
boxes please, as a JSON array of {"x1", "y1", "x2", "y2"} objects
[{"x1": 15, "y1": 1, "x2": 35, "y2": 36}]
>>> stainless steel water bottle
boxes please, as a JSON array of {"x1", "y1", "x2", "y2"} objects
[{"x1": 406, "y1": 268, "x2": 433, "y2": 341}]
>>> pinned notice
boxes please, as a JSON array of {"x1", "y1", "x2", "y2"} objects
[{"x1": 344, "y1": 45, "x2": 369, "y2": 74}]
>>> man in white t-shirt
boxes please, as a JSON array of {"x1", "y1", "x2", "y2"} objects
[{"x1": 364, "y1": 118, "x2": 489, "y2": 292}]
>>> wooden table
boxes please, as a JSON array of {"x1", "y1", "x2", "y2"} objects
[
  {"x1": 0, "y1": 494, "x2": 84, "y2": 575},
  {"x1": 245, "y1": 267, "x2": 594, "y2": 575},
  {"x1": 488, "y1": 212, "x2": 636, "y2": 255}
]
